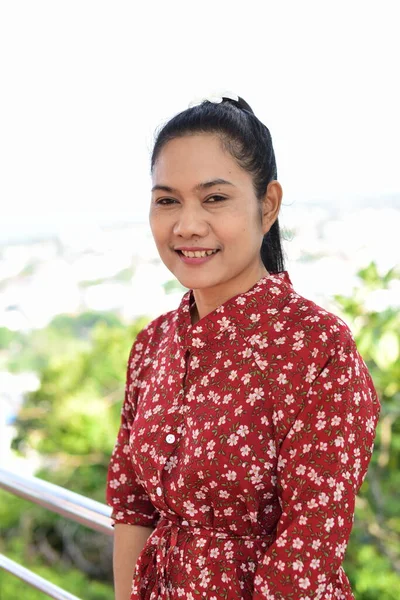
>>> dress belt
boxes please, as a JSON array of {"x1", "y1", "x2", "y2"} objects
[{"x1": 132, "y1": 515, "x2": 273, "y2": 599}]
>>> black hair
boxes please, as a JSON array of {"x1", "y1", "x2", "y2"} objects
[{"x1": 151, "y1": 96, "x2": 284, "y2": 273}]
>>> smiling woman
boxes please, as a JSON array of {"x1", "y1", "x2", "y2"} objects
[{"x1": 106, "y1": 94, "x2": 380, "y2": 600}]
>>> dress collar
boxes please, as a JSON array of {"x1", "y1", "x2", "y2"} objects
[{"x1": 174, "y1": 271, "x2": 294, "y2": 351}]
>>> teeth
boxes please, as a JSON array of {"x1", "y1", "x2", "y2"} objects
[{"x1": 181, "y1": 249, "x2": 218, "y2": 258}]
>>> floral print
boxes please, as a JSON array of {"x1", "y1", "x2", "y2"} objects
[{"x1": 106, "y1": 271, "x2": 380, "y2": 599}]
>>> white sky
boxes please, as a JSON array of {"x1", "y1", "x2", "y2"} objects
[{"x1": 1, "y1": 0, "x2": 399, "y2": 233}]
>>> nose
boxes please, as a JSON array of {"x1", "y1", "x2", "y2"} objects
[{"x1": 172, "y1": 204, "x2": 210, "y2": 239}]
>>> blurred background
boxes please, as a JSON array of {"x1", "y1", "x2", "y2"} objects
[{"x1": 0, "y1": 1, "x2": 399, "y2": 598}]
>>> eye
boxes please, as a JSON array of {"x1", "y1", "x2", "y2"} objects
[
  {"x1": 155, "y1": 198, "x2": 178, "y2": 206},
  {"x1": 206, "y1": 195, "x2": 226, "y2": 203}
]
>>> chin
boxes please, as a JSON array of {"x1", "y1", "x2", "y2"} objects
[{"x1": 174, "y1": 272, "x2": 223, "y2": 291}]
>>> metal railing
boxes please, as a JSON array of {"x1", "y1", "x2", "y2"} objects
[{"x1": 0, "y1": 467, "x2": 113, "y2": 600}]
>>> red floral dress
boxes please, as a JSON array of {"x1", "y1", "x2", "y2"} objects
[{"x1": 106, "y1": 271, "x2": 380, "y2": 599}]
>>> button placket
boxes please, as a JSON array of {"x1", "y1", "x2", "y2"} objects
[{"x1": 155, "y1": 347, "x2": 189, "y2": 499}]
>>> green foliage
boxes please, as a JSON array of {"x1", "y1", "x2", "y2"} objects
[
  {"x1": 0, "y1": 543, "x2": 112, "y2": 600},
  {"x1": 334, "y1": 262, "x2": 400, "y2": 598},
  {"x1": 0, "y1": 490, "x2": 113, "y2": 598},
  {"x1": 112, "y1": 266, "x2": 135, "y2": 282},
  {"x1": 1, "y1": 311, "x2": 151, "y2": 599},
  {"x1": 163, "y1": 278, "x2": 188, "y2": 294},
  {"x1": 50, "y1": 311, "x2": 123, "y2": 338},
  {"x1": 0, "y1": 326, "x2": 23, "y2": 349},
  {"x1": 11, "y1": 314, "x2": 150, "y2": 481}
]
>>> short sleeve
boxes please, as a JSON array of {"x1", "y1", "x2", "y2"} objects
[
  {"x1": 106, "y1": 328, "x2": 160, "y2": 528},
  {"x1": 253, "y1": 331, "x2": 380, "y2": 599}
]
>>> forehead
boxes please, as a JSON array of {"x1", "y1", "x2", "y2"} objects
[{"x1": 152, "y1": 134, "x2": 246, "y2": 184}]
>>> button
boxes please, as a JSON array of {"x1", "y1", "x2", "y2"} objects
[
  {"x1": 166, "y1": 434, "x2": 176, "y2": 444},
  {"x1": 156, "y1": 487, "x2": 162, "y2": 497},
  {"x1": 181, "y1": 520, "x2": 189, "y2": 526}
]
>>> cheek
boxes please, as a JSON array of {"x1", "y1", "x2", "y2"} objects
[{"x1": 149, "y1": 212, "x2": 169, "y2": 239}]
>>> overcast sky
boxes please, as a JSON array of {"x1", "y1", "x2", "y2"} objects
[{"x1": 1, "y1": 0, "x2": 399, "y2": 235}]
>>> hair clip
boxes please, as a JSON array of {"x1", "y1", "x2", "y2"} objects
[{"x1": 188, "y1": 90, "x2": 239, "y2": 108}]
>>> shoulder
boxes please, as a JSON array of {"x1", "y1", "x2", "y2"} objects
[
  {"x1": 259, "y1": 275, "x2": 360, "y2": 370},
  {"x1": 277, "y1": 275, "x2": 355, "y2": 347}
]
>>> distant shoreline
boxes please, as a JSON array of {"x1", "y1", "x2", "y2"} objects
[{"x1": 1, "y1": 193, "x2": 399, "y2": 245}]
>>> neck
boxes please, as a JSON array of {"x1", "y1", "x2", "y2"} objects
[
  {"x1": 189, "y1": 299, "x2": 200, "y2": 325},
  {"x1": 190, "y1": 264, "x2": 269, "y2": 325}
]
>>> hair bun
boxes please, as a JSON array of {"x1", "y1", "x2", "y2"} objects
[
  {"x1": 222, "y1": 95, "x2": 254, "y2": 114},
  {"x1": 188, "y1": 91, "x2": 254, "y2": 114}
]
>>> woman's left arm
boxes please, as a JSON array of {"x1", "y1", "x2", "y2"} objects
[{"x1": 253, "y1": 334, "x2": 380, "y2": 599}]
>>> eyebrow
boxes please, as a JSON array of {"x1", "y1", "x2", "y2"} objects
[{"x1": 151, "y1": 178, "x2": 235, "y2": 193}]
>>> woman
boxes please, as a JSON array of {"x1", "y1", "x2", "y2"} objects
[{"x1": 106, "y1": 93, "x2": 380, "y2": 600}]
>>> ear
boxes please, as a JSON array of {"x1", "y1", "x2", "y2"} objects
[{"x1": 261, "y1": 180, "x2": 283, "y2": 234}]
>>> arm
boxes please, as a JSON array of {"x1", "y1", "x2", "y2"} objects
[
  {"x1": 113, "y1": 524, "x2": 153, "y2": 600},
  {"x1": 253, "y1": 333, "x2": 380, "y2": 599},
  {"x1": 106, "y1": 329, "x2": 160, "y2": 599}
]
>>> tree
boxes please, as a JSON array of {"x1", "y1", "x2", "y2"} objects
[
  {"x1": 1, "y1": 312, "x2": 150, "y2": 599},
  {"x1": 335, "y1": 263, "x2": 400, "y2": 599}
]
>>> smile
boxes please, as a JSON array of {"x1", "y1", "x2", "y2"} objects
[
  {"x1": 176, "y1": 249, "x2": 220, "y2": 265},
  {"x1": 180, "y1": 249, "x2": 218, "y2": 258}
]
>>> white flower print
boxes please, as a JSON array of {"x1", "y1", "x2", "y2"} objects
[
  {"x1": 240, "y1": 445, "x2": 251, "y2": 457},
  {"x1": 293, "y1": 330, "x2": 305, "y2": 341},
  {"x1": 242, "y1": 373, "x2": 251, "y2": 385},
  {"x1": 293, "y1": 559, "x2": 304, "y2": 572},
  {"x1": 270, "y1": 286, "x2": 281, "y2": 295},
  {"x1": 310, "y1": 558, "x2": 321, "y2": 570},
  {"x1": 282, "y1": 396, "x2": 295, "y2": 410},
  {"x1": 277, "y1": 373, "x2": 288, "y2": 385},
  {"x1": 237, "y1": 425, "x2": 249, "y2": 437},
  {"x1": 190, "y1": 356, "x2": 200, "y2": 369},
  {"x1": 366, "y1": 417, "x2": 375, "y2": 433},
  {"x1": 296, "y1": 464, "x2": 306, "y2": 476},
  {"x1": 305, "y1": 362, "x2": 318, "y2": 383},
  {"x1": 183, "y1": 501, "x2": 198, "y2": 517},
  {"x1": 293, "y1": 339, "x2": 304, "y2": 351},
  {"x1": 250, "y1": 313, "x2": 261, "y2": 323},
  {"x1": 227, "y1": 434, "x2": 239, "y2": 446},
  {"x1": 325, "y1": 517, "x2": 335, "y2": 532},
  {"x1": 299, "y1": 577, "x2": 311, "y2": 590},
  {"x1": 318, "y1": 492, "x2": 329, "y2": 506},
  {"x1": 217, "y1": 317, "x2": 231, "y2": 329}
]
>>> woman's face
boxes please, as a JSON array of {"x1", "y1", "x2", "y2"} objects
[{"x1": 149, "y1": 133, "x2": 279, "y2": 296}]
